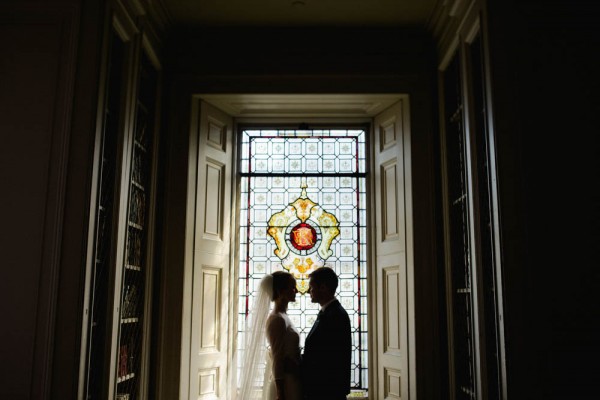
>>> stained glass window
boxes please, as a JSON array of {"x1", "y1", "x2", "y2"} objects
[{"x1": 237, "y1": 129, "x2": 368, "y2": 394}]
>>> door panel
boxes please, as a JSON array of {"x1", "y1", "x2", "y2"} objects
[
  {"x1": 374, "y1": 100, "x2": 413, "y2": 399},
  {"x1": 189, "y1": 101, "x2": 233, "y2": 400}
]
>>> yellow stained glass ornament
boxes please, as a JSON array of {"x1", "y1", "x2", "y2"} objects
[{"x1": 267, "y1": 181, "x2": 339, "y2": 293}]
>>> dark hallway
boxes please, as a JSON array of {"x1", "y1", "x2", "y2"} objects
[{"x1": 1, "y1": 1, "x2": 598, "y2": 399}]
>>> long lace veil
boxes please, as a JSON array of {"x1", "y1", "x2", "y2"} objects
[{"x1": 238, "y1": 274, "x2": 273, "y2": 400}]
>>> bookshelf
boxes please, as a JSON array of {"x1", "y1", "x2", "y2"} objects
[
  {"x1": 442, "y1": 51, "x2": 477, "y2": 400},
  {"x1": 115, "y1": 49, "x2": 159, "y2": 400},
  {"x1": 440, "y1": 26, "x2": 504, "y2": 399},
  {"x1": 81, "y1": 9, "x2": 162, "y2": 398}
]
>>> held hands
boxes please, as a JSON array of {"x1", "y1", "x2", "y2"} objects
[
  {"x1": 275, "y1": 379, "x2": 285, "y2": 400},
  {"x1": 276, "y1": 357, "x2": 299, "y2": 400},
  {"x1": 283, "y1": 356, "x2": 300, "y2": 374}
]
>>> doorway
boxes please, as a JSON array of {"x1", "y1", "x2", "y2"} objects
[{"x1": 160, "y1": 94, "x2": 419, "y2": 400}]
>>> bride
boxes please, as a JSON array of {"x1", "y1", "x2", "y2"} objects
[{"x1": 239, "y1": 271, "x2": 303, "y2": 400}]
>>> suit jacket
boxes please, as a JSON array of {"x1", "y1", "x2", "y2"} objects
[{"x1": 301, "y1": 299, "x2": 351, "y2": 398}]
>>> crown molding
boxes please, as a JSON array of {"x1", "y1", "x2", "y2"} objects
[
  {"x1": 198, "y1": 94, "x2": 405, "y2": 118},
  {"x1": 429, "y1": 0, "x2": 480, "y2": 63}
]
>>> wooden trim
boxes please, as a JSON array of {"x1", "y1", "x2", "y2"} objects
[
  {"x1": 459, "y1": 25, "x2": 485, "y2": 399},
  {"x1": 478, "y1": 3, "x2": 508, "y2": 397},
  {"x1": 435, "y1": 3, "x2": 507, "y2": 398},
  {"x1": 112, "y1": 0, "x2": 139, "y2": 42},
  {"x1": 136, "y1": 52, "x2": 161, "y2": 400},
  {"x1": 437, "y1": 63, "x2": 457, "y2": 400},
  {"x1": 227, "y1": 122, "x2": 242, "y2": 397},
  {"x1": 438, "y1": 37, "x2": 459, "y2": 71},
  {"x1": 106, "y1": 13, "x2": 141, "y2": 399},
  {"x1": 142, "y1": 33, "x2": 162, "y2": 71},
  {"x1": 78, "y1": 6, "x2": 113, "y2": 399},
  {"x1": 367, "y1": 122, "x2": 379, "y2": 400},
  {"x1": 401, "y1": 98, "x2": 417, "y2": 400},
  {"x1": 179, "y1": 97, "x2": 201, "y2": 399}
]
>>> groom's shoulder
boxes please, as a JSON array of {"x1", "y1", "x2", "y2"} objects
[{"x1": 332, "y1": 300, "x2": 350, "y2": 317}]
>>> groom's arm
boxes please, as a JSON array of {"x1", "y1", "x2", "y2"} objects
[{"x1": 335, "y1": 307, "x2": 352, "y2": 395}]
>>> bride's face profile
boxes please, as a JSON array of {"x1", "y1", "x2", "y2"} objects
[{"x1": 283, "y1": 276, "x2": 298, "y2": 303}]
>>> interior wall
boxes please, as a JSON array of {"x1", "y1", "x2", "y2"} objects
[
  {"x1": 158, "y1": 26, "x2": 444, "y2": 399},
  {"x1": 484, "y1": 1, "x2": 599, "y2": 398},
  {"x1": 0, "y1": 1, "x2": 105, "y2": 398}
]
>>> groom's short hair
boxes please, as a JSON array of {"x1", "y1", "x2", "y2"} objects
[{"x1": 309, "y1": 267, "x2": 338, "y2": 292}]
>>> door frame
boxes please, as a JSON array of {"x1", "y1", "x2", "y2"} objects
[{"x1": 157, "y1": 92, "x2": 441, "y2": 400}]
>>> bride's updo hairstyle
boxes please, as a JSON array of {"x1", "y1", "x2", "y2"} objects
[{"x1": 271, "y1": 271, "x2": 292, "y2": 301}]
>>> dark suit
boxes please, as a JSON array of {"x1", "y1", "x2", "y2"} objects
[{"x1": 301, "y1": 299, "x2": 351, "y2": 400}]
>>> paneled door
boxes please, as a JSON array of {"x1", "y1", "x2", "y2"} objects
[
  {"x1": 373, "y1": 99, "x2": 415, "y2": 400},
  {"x1": 188, "y1": 100, "x2": 234, "y2": 400}
]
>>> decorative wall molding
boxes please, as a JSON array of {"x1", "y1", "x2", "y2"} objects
[
  {"x1": 206, "y1": 117, "x2": 227, "y2": 152},
  {"x1": 199, "y1": 266, "x2": 222, "y2": 353},
  {"x1": 198, "y1": 367, "x2": 219, "y2": 399},
  {"x1": 428, "y1": 0, "x2": 478, "y2": 61},
  {"x1": 384, "y1": 367, "x2": 402, "y2": 399},
  {"x1": 199, "y1": 94, "x2": 404, "y2": 118},
  {"x1": 383, "y1": 267, "x2": 401, "y2": 354},
  {"x1": 381, "y1": 160, "x2": 400, "y2": 242},
  {"x1": 203, "y1": 161, "x2": 224, "y2": 239},
  {"x1": 379, "y1": 116, "x2": 398, "y2": 152}
]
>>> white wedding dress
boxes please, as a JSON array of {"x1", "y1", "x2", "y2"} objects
[{"x1": 264, "y1": 312, "x2": 303, "y2": 400}]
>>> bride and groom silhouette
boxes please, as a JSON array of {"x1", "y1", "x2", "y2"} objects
[{"x1": 240, "y1": 267, "x2": 351, "y2": 400}]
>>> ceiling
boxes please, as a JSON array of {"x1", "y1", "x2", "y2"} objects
[{"x1": 160, "y1": 0, "x2": 439, "y2": 27}]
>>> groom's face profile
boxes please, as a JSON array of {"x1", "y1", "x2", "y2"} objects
[{"x1": 308, "y1": 278, "x2": 324, "y2": 305}]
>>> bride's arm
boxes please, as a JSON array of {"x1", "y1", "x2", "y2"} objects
[{"x1": 266, "y1": 315, "x2": 287, "y2": 400}]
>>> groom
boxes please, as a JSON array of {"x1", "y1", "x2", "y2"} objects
[{"x1": 301, "y1": 267, "x2": 351, "y2": 400}]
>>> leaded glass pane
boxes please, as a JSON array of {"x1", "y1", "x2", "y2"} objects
[{"x1": 238, "y1": 128, "x2": 368, "y2": 394}]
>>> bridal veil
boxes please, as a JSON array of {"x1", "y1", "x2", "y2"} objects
[{"x1": 238, "y1": 274, "x2": 273, "y2": 400}]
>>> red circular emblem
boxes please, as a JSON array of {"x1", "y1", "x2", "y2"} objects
[{"x1": 290, "y1": 223, "x2": 317, "y2": 251}]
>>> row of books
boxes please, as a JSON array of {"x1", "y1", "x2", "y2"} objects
[
  {"x1": 118, "y1": 344, "x2": 136, "y2": 377},
  {"x1": 122, "y1": 285, "x2": 139, "y2": 318}
]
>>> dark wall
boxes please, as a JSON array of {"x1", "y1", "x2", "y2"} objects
[
  {"x1": 0, "y1": 1, "x2": 104, "y2": 398},
  {"x1": 485, "y1": 1, "x2": 599, "y2": 398},
  {"x1": 165, "y1": 26, "x2": 434, "y2": 92}
]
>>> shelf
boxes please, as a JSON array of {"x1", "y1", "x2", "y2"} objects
[
  {"x1": 121, "y1": 317, "x2": 139, "y2": 324},
  {"x1": 125, "y1": 264, "x2": 141, "y2": 271},
  {"x1": 452, "y1": 193, "x2": 466, "y2": 206},
  {"x1": 134, "y1": 139, "x2": 147, "y2": 153},
  {"x1": 132, "y1": 180, "x2": 145, "y2": 191},
  {"x1": 460, "y1": 386, "x2": 475, "y2": 398},
  {"x1": 450, "y1": 104, "x2": 463, "y2": 123},
  {"x1": 348, "y1": 390, "x2": 368, "y2": 399},
  {"x1": 128, "y1": 221, "x2": 143, "y2": 230},
  {"x1": 117, "y1": 373, "x2": 135, "y2": 384}
]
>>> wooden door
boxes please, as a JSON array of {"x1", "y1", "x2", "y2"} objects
[
  {"x1": 188, "y1": 100, "x2": 234, "y2": 400},
  {"x1": 373, "y1": 99, "x2": 415, "y2": 400}
]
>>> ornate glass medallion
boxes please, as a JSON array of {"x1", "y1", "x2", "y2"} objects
[{"x1": 268, "y1": 182, "x2": 339, "y2": 293}]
